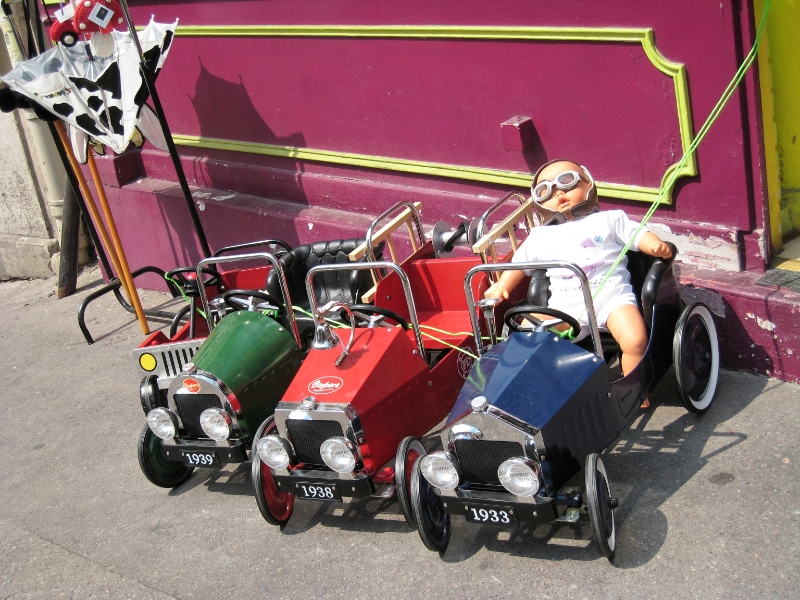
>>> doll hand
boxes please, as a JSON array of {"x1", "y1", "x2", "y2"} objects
[
  {"x1": 648, "y1": 240, "x2": 673, "y2": 259},
  {"x1": 484, "y1": 281, "x2": 509, "y2": 300}
]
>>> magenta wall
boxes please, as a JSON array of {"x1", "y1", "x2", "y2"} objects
[{"x1": 122, "y1": 0, "x2": 764, "y2": 246}]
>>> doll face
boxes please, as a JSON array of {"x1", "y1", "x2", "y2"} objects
[{"x1": 535, "y1": 161, "x2": 592, "y2": 213}]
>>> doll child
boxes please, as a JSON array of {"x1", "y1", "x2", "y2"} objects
[{"x1": 485, "y1": 159, "x2": 673, "y2": 392}]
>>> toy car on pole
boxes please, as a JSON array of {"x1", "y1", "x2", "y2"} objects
[
  {"x1": 136, "y1": 237, "x2": 381, "y2": 488},
  {"x1": 408, "y1": 197, "x2": 720, "y2": 559},
  {"x1": 250, "y1": 201, "x2": 497, "y2": 526}
]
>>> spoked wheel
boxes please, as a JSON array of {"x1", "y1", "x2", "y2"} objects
[
  {"x1": 410, "y1": 458, "x2": 450, "y2": 552},
  {"x1": 395, "y1": 437, "x2": 427, "y2": 527},
  {"x1": 585, "y1": 453, "x2": 617, "y2": 559},
  {"x1": 673, "y1": 302, "x2": 719, "y2": 414},
  {"x1": 252, "y1": 417, "x2": 294, "y2": 526},
  {"x1": 137, "y1": 423, "x2": 194, "y2": 488}
]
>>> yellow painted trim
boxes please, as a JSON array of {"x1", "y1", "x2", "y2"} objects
[
  {"x1": 171, "y1": 24, "x2": 696, "y2": 204},
  {"x1": 772, "y1": 257, "x2": 800, "y2": 273},
  {"x1": 754, "y1": 0, "x2": 783, "y2": 251},
  {"x1": 175, "y1": 134, "x2": 665, "y2": 201}
]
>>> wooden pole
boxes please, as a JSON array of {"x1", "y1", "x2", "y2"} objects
[
  {"x1": 54, "y1": 122, "x2": 127, "y2": 288},
  {"x1": 85, "y1": 150, "x2": 150, "y2": 335},
  {"x1": 53, "y1": 121, "x2": 149, "y2": 333}
]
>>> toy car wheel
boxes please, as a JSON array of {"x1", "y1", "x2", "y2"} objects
[
  {"x1": 673, "y1": 302, "x2": 719, "y2": 414},
  {"x1": 585, "y1": 453, "x2": 616, "y2": 559},
  {"x1": 139, "y1": 374, "x2": 161, "y2": 414},
  {"x1": 252, "y1": 417, "x2": 294, "y2": 526},
  {"x1": 137, "y1": 423, "x2": 194, "y2": 488},
  {"x1": 60, "y1": 31, "x2": 78, "y2": 47},
  {"x1": 395, "y1": 436, "x2": 426, "y2": 526},
  {"x1": 410, "y1": 457, "x2": 450, "y2": 552}
]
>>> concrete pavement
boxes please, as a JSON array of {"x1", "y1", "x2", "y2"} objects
[{"x1": 1, "y1": 267, "x2": 798, "y2": 599}]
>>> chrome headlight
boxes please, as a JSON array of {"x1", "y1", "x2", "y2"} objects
[
  {"x1": 497, "y1": 457, "x2": 540, "y2": 496},
  {"x1": 199, "y1": 408, "x2": 231, "y2": 441},
  {"x1": 256, "y1": 435, "x2": 291, "y2": 470},
  {"x1": 320, "y1": 437, "x2": 358, "y2": 473},
  {"x1": 420, "y1": 452, "x2": 460, "y2": 490},
  {"x1": 146, "y1": 408, "x2": 178, "y2": 440}
]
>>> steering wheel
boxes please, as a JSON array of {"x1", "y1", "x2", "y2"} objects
[
  {"x1": 165, "y1": 266, "x2": 223, "y2": 290},
  {"x1": 504, "y1": 305, "x2": 581, "y2": 336},
  {"x1": 223, "y1": 289, "x2": 284, "y2": 312},
  {"x1": 340, "y1": 304, "x2": 409, "y2": 330}
]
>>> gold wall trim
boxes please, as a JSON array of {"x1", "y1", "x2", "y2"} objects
[{"x1": 173, "y1": 25, "x2": 696, "y2": 204}]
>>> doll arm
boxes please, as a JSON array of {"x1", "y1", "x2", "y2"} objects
[
  {"x1": 638, "y1": 231, "x2": 673, "y2": 259},
  {"x1": 484, "y1": 269, "x2": 526, "y2": 300}
]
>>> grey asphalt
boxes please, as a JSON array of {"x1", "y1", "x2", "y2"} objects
[{"x1": 1, "y1": 267, "x2": 798, "y2": 599}]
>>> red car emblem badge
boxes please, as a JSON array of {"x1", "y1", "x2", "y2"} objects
[
  {"x1": 308, "y1": 376, "x2": 343, "y2": 395},
  {"x1": 183, "y1": 378, "x2": 201, "y2": 393}
]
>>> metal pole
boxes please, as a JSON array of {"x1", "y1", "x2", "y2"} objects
[{"x1": 116, "y1": 0, "x2": 212, "y2": 258}]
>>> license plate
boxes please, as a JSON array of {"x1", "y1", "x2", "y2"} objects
[
  {"x1": 180, "y1": 450, "x2": 220, "y2": 467},
  {"x1": 463, "y1": 503, "x2": 516, "y2": 525},
  {"x1": 295, "y1": 482, "x2": 341, "y2": 501}
]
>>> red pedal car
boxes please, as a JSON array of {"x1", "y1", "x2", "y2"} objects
[{"x1": 251, "y1": 202, "x2": 498, "y2": 526}]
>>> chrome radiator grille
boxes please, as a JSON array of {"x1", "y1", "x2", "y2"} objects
[
  {"x1": 286, "y1": 420, "x2": 345, "y2": 465},
  {"x1": 161, "y1": 345, "x2": 200, "y2": 377},
  {"x1": 454, "y1": 440, "x2": 524, "y2": 486},
  {"x1": 174, "y1": 393, "x2": 222, "y2": 437}
]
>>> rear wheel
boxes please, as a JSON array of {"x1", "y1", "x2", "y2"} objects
[
  {"x1": 410, "y1": 458, "x2": 450, "y2": 552},
  {"x1": 673, "y1": 302, "x2": 719, "y2": 413},
  {"x1": 60, "y1": 31, "x2": 78, "y2": 47},
  {"x1": 395, "y1": 437, "x2": 426, "y2": 527},
  {"x1": 585, "y1": 453, "x2": 616, "y2": 559},
  {"x1": 252, "y1": 417, "x2": 294, "y2": 526},
  {"x1": 137, "y1": 423, "x2": 194, "y2": 488}
]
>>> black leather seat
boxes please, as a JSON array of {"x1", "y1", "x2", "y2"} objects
[
  {"x1": 265, "y1": 239, "x2": 383, "y2": 310},
  {"x1": 265, "y1": 239, "x2": 384, "y2": 348}
]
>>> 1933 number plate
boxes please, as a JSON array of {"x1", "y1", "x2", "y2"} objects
[
  {"x1": 464, "y1": 503, "x2": 516, "y2": 525},
  {"x1": 180, "y1": 450, "x2": 220, "y2": 467},
  {"x1": 296, "y1": 482, "x2": 341, "y2": 501}
]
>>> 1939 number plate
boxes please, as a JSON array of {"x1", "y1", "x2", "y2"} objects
[
  {"x1": 180, "y1": 450, "x2": 219, "y2": 467},
  {"x1": 296, "y1": 482, "x2": 341, "y2": 501},
  {"x1": 464, "y1": 503, "x2": 515, "y2": 525}
]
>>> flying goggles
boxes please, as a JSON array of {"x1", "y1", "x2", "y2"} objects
[{"x1": 530, "y1": 160, "x2": 598, "y2": 225}]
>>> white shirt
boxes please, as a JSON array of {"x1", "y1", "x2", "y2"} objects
[{"x1": 511, "y1": 210, "x2": 648, "y2": 327}]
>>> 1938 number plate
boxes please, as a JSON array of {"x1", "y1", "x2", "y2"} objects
[
  {"x1": 464, "y1": 503, "x2": 516, "y2": 525},
  {"x1": 296, "y1": 482, "x2": 341, "y2": 501},
  {"x1": 180, "y1": 450, "x2": 220, "y2": 467}
]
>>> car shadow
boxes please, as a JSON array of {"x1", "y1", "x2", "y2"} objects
[
  {"x1": 438, "y1": 369, "x2": 766, "y2": 566},
  {"x1": 169, "y1": 461, "x2": 253, "y2": 497},
  {"x1": 278, "y1": 496, "x2": 412, "y2": 536}
]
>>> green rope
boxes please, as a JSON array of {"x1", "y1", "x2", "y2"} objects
[
  {"x1": 591, "y1": 0, "x2": 771, "y2": 300},
  {"x1": 419, "y1": 323, "x2": 495, "y2": 341},
  {"x1": 555, "y1": 327, "x2": 576, "y2": 341},
  {"x1": 419, "y1": 330, "x2": 480, "y2": 360}
]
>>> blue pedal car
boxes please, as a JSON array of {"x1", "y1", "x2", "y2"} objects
[{"x1": 408, "y1": 243, "x2": 720, "y2": 560}]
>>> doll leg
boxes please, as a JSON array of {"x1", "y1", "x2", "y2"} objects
[{"x1": 605, "y1": 303, "x2": 648, "y2": 376}]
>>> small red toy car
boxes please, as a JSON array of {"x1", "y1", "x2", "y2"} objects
[
  {"x1": 49, "y1": 0, "x2": 125, "y2": 47},
  {"x1": 250, "y1": 202, "x2": 499, "y2": 526}
]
